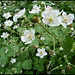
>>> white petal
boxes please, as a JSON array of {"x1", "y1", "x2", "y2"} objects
[
  {"x1": 21, "y1": 36, "x2": 27, "y2": 42},
  {"x1": 36, "y1": 53, "x2": 40, "y2": 56}
]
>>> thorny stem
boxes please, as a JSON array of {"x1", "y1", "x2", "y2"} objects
[{"x1": 41, "y1": 23, "x2": 62, "y2": 46}]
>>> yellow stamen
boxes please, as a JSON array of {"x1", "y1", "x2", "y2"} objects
[
  {"x1": 49, "y1": 17, "x2": 53, "y2": 21},
  {"x1": 64, "y1": 18, "x2": 68, "y2": 21}
]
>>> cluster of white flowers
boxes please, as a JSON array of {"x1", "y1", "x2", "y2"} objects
[
  {"x1": 21, "y1": 29, "x2": 35, "y2": 44},
  {"x1": 41, "y1": 6, "x2": 74, "y2": 28}
]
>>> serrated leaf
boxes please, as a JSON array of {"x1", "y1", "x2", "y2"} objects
[{"x1": 22, "y1": 60, "x2": 32, "y2": 70}]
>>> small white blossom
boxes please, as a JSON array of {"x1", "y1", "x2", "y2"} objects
[
  {"x1": 3, "y1": 12, "x2": 12, "y2": 19},
  {"x1": 29, "y1": 5, "x2": 41, "y2": 14},
  {"x1": 59, "y1": 47, "x2": 63, "y2": 51},
  {"x1": 21, "y1": 29, "x2": 35, "y2": 44},
  {"x1": 40, "y1": 37, "x2": 45, "y2": 40},
  {"x1": 70, "y1": 28, "x2": 74, "y2": 31},
  {"x1": 4, "y1": 7, "x2": 7, "y2": 9},
  {"x1": 13, "y1": 25, "x2": 18, "y2": 29},
  {"x1": 0, "y1": 24, "x2": 1, "y2": 27},
  {"x1": 10, "y1": 58, "x2": 16, "y2": 64},
  {"x1": 61, "y1": 70, "x2": 65, "y2": 74},
  {"x1": 13, "y1": 8, "x2": 25, "y2": 22},
  {"x1": 61, "y1": 12, "x2": 74, "y2": 28},
  {"x1": 1, "y1": 64, "x2": 4, "y2": 67},
  {"x1": 4, "y1": 20, "x2": 13, "y2": 26},
  {"x1": 63, "y1": 55, "x2": 67, "y2": 58},
  {"x1": 41, "y1": 2, "x2": 45, "y2": 5},
  {"x1": 36, "y1": 48, "x2": 47, "y2": 58},
  {"x1": 1, "y1": 32, "x2": 9, "y2": 39},
  {"x1": 60, "y1": 64, "x2": 62, "y2": 67}
]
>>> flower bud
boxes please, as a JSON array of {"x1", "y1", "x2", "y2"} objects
[
  {"x1": 49, "y1": 50, "x2": 55, "y2": 56},
  {"x1": 67, "y1": 65, "x2": 72, "y2": 70},
  {"x1": 33, "y1": 44, "x2": 38, "y2": 48},
  {"x1": 69, "y1": 24, "x2": 73, "y2": 28},
  {"x1": 32, "y1": 16, "x2": 39, "y2": 23}
]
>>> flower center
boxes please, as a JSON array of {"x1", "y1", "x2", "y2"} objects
[
  {"x1": 64, "y1": 18, "x2": 68, "y2": 21},
  {"x1": 28, "y1": 34, "x2": 31, "y2": 38},
  {"x1": 6, "y1": 14, "x2": 8, "y2": 17},
  {"x1": 9, "y1": 22, "x2": 11, "y2": 25},
  {"x1": 5, "y1": 34, "x2": 7, "y2": 37},
  {"x1": 49, "y1": 17, "x2": 53, "y2": 21},
  {"x1": 40, "y1": 51, "x2": 43, "y2": 55}
]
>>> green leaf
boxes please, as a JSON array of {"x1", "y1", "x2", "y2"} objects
[
  {"x1": 6, "y1": 45, "x2": 15, "y2": 57},
  {"x1": 1, "y1": 55, "x2": 8, "y2": 65},
  {"x1": 33, "y1": 64, "x2": 44, "y2": 72},
  {"x1": 35, "y1": 26, "x2": 44, "y2": 33},
  {"x1": 63, "y1": 35, "x2": 74, "y2": 54},
  {"x1": 22, "y1": 60, "x2": 32, "y2": 70},
  {"x1": 32, "y1": 37, "x2": 39, "y2": 45}
]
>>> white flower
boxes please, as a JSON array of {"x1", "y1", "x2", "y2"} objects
[
  {"x1": 13, "y1": 25, "x2": 18, "y2": 29},
  {"x1": 51, "y1": 2, "x2": 55, "y2": 5},
  {"x1": 21, "y1": 29, "x2": 35, "y2": 44},
  {"x1": 42, "y1": 9, "x2": 62, "y2": 26},
  {"x1": 0, "y1": 24, "x2": 1, "y2": 27},
  {"x1": 1, "y1": 32, "x2": 9, "y2": 39},
  {"x1": 59, "y1": 47, "x2": 63, "y2": 51},
  {"x1": 36, "y1": 48, "x2": 47, "y2": 58},
  {"x1": 10, "y1": 58, "x2": 16, "y2": 64},
  {"x1": 3, "y1": 12, "x2": 12, "y2": 19},
  {"x1": 13, "y1": 8, "x2": 25, "y2": 22},
  {"x1": 61, "y1": 12, "x2": 74, "y2": 28},
  {"x1": 45, "y1": 6, "x2": 53, "y2": 12},
  {"x1": 1, "y1": 64, "x2": 4, "y2": 67},
  {"x1": 41, "y1": 2, "x2": 45, "y2": 5},
  {"x1": 29, "y1": 5, "x2": 41, "y2": 14},
  {"x1": 70, "y1": 28, "x2": 74, "y2": 31},
  {"x1": 4, "y1": 20, "x2": 13, "y2": 26},
  {"x1": 40, "y1": 37, "x2": 45, "y2": 40}
]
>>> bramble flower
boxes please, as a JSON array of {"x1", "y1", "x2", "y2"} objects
[
  {"x1": 13, "y1": 25, "x2": 18, "y2": 29},
  {"x1": 42, "y1": 9, "x2": 62, "y2": 26},
  {"x1": 40, "y1": 37, "x2": 45, "y2": 40},
  {"x1": 36, "y1": 48, "x2": 47, "y2": 58},
  {"x1": 13, "y1": 8, "x2": 25, "y2": 22},
  {"x1": 29, "y1": 5, "x2": 41, "y2": 14},
  {"x1": 1, "y1": 32, "x2": 9, "y2": 39},
  {"x1": 10, "y1": 58, "x2": 16, "y2": 64},
  {"x1": 4, "y1": 20, "x2": 13, "y2": 26},
  {"x1": 59, "y1": 47, "x2": 63, "y2": 51},
  {"x1": 3, "y1": 12, "x2": 12, "y2": 19},
  {"x1": 21, "y1": 29, "x2": 35, "y2": 44},
  {"x1": 61, "y1": 12, "x2": 74, "y2": 28}
]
